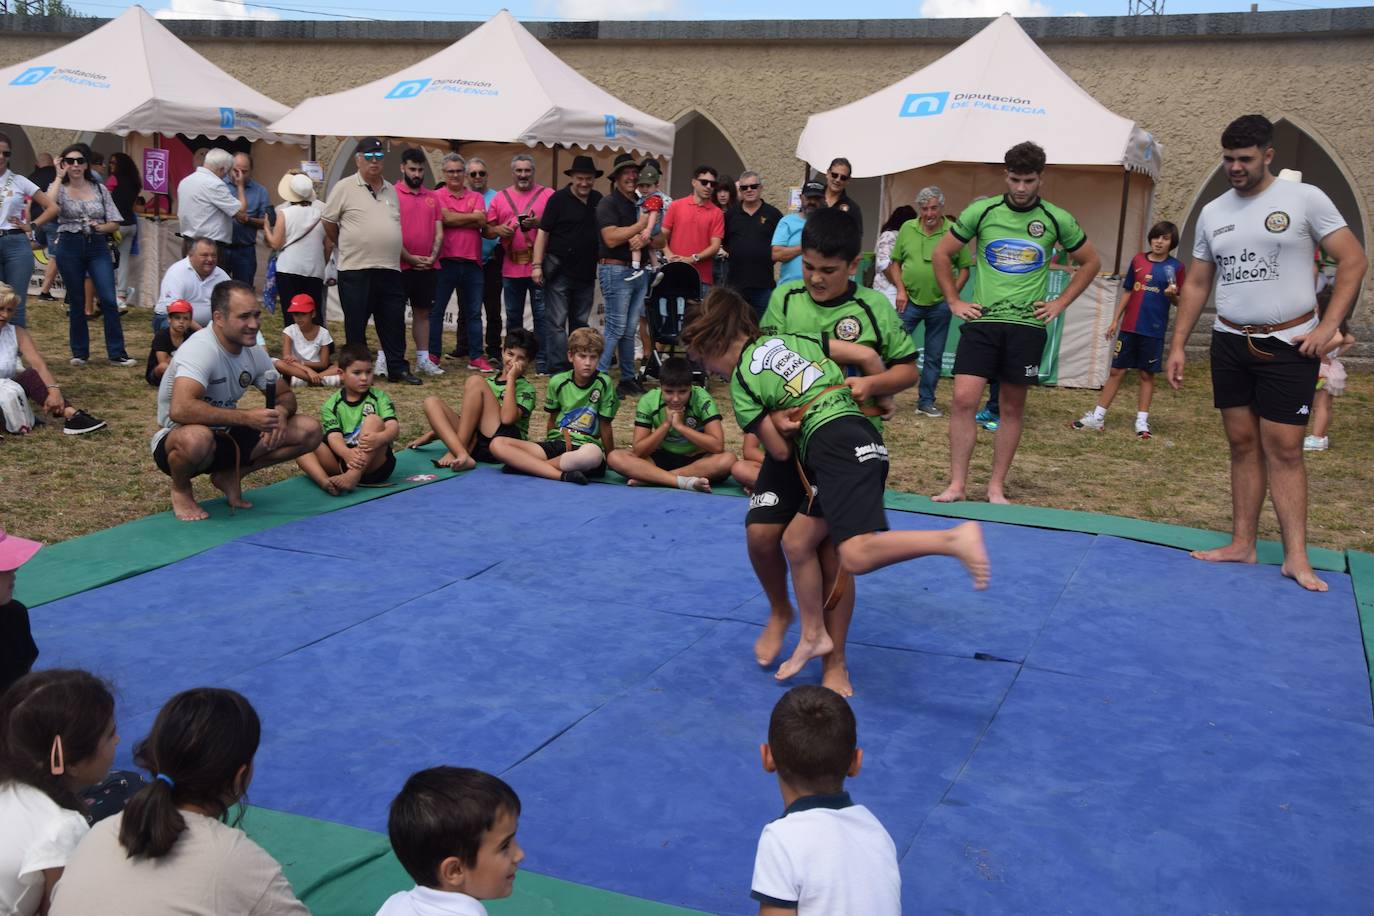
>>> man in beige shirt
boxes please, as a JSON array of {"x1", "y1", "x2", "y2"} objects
[{"x1": 321, "y1": 137, "x2": 420, "y2": 385}]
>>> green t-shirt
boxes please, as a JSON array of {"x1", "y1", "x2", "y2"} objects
[
  {"x1": 731, "y1": 333, "x2": 861, "y2": 459},
  {"x1": 889, "y1": 216, "x2": 973, "y2": 306},
  {"x1": 544, "y1": 369, "x2": 618, "y2": 446},
  {"x1": 485, "y1": 375, "x2": 538, "y2": 440},
  {"x1": 950, "y1": 194, "x2": 1086, "y2": 326},
  {"x1": 634, "y1": 386, "x2": 723, "y2": 456},
  {"x1": 321, "y1": 388, "x2": 397, "y2": 446}
]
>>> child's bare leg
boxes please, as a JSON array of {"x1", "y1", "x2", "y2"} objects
[
  {"x1": 777, "y1": 514, "x2": 834, "y2": 681},
  {"x1": 747, "y1": 522, "x2": 793, "y2": 666},
  {"x1": 817, "y1": 537, "x2": 855, "y2": 697},
  {"x1": 422, "y1": 392, "x2": 476, "y2": 469},
  {"x1": 609, "y1": 450, "x2": 734, "y2": 491},
  {"x1": 837, "y1": 521, "x2": 990, "y2": 589},
  {"x1": 733, "y1": 459, "x2": 761, "y2": 493},
  {"x1": 1137, "y1": 370, "x2": 1155, "y2": 413},
  {"x1": 296, "y1": 444, "x2": 343, "y2": 496},
  {"x1": 557, "y1": 443, "x2": 605, "y2": 472},
  {"x1": 330, "y1": 416, "x2": 386, "y2": 492},
  {"x1": 1311, "y1": 388, "x2": 1332, "y2": 438},
  {"x1": 1097, "y1": 366, "x2": 1127, "y2": 410},
  {"x1": 490, "y1": 437, "x2": 565, "y2": 481}
]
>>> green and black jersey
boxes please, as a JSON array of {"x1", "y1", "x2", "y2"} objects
[{"x1": 730, "y1": 333, "x2": 861, "y2": 460}]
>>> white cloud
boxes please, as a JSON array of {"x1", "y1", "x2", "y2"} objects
[
  {"x1": 551, "y1": 0, "x2": 675, "y2": 20},
  {"x1": 919, "y1": 0, "x2": 1051, "y2": 16},
  {"x1": 155, "y1": 0, "x2": 280, "y2": 20}
]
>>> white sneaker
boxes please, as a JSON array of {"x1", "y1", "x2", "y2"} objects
[
  {"x1": 416, "y1": 358, "x2": 445, "y2": 376},
  {"x1": 1072, "y1": 411, "x2": 1105, "y2": 431},
  {"x1": 69, "y1": 357, "x2": 87, "y2": 367},
  {"x1": 624, "y1": 268, "x2": 645, "y2": 283},
  {"x1": 1303, "y1": 435, "x2": 1329, "y2": 451},
  {"x1": 374, "y1": 351, "x2": 388, "y2": 377},
  {"x1": 1135, "y1": 419, "x2": 1151, "y2": 440}
]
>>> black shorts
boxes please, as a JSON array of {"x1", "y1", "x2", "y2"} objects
[
  {"x1": 1210, "y1": 330, "x2": 1320, "y2": 425},
  {"x1": 799, "y1": 415, "x2": 890, "y2": 545},
  {"x1": 1112, "y1": 330, "x2": 1164, "y2": 373},
  {"x1": 472, "y1": 423, "x2": 522, "y2": 464},
  {"x1": 651, "y1": 450, "x2": 700, "y2": 472},
  {"x1": 744, "y1": 452, "x2": 809, "y2": 528},
  {"x1": 360, "y1": 447, "x2": 396, "y2": 485},
  {"x1": 502, "y1": 438, "x2": 605, "y2": 478},
  {"x1": 153, "y1": 425, "x2": 260, "y2": 477},
  {"x1": 953, "y1": 321, "x2": 1047, "y2": 384},
  {"x1": 401, "y1": 267, "x2": 438, "y2": 312}
]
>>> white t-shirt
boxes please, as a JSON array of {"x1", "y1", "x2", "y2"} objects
[
  {"x1": 282, "y1": 322, "x2": 333, "y2": 364},
  {"x1": 374, "y1": 886, "x2": 488, "y2": 916},
  {"x1": 0, "y1": 322, "x2": 19, "y2": 380},
  {"x1": 49, "y1": 811, "x2": 308, "y2": 916},
  {"x1": 151, "y1": 326, "x2": 274, "y2": 453},
  {"x1": 0, "y1": 170, "x2": 40, "y2": 231},
  {"x1": 156, "y1": 257, "x2": 233, "y2": 323},
  {"x1": 751, "y1": 795, "x2": 900, "y2": 916},
  {"x1": 0, "y1": 782, "x2": 90, "y2": 916},
  {"x1": 275, "y1": 201, "x2": 328, "y2": 279},
  {"x1": 1193, "y1": 179, "x2": 1347, "y2": 344}
]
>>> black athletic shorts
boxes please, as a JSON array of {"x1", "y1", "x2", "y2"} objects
[
  {"x1": 953, "y1": 321, "x2": 1047, "y2": 384},
  {"x1": 360, "y1": 447, "x2": 396, "y2": 485},
  {"x1": 799, "y1": 415, "x2": 890, "y2": 545},
  {"x1": 1210, "y1": 330, "x2": 1320, "y2": 425},
  {"x1": 744, "y1": 452, "x2": 809, "y2": 528},
  {"x1": 652, "y1": 450, "x2": 699, "y2": 472},
  {"x1": 1112, "y1": 330, "x2": 1164, "y2": 373},
  {"x1": 153, "y1": 425, "x2": 261, "y2": 476},
  {"x1": 472, "y1": 423, "x2": 522, "y2": 464}
]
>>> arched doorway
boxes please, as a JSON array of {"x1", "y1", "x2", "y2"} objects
[
  {"x1": 0, "y1": 124, "x2": 39, "y2": 176},
  {"x1": 668, "y1": 110, "x2": 744, "y2": 200}
]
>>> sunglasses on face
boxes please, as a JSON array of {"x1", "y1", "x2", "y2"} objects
[
  {"x1": 0, "y1": 150, "x2": 10, "y2": 159},
  {"x1": 738, "y1": 183, "x2": 760, "y2": 191},
  {"x1": 696, "y1": 178, "x2": 716, "y2": 187},
  {"x1": 829, "y1": 171, "x2": 850, "y2": 181},
  {"x1": 468, "y1": 170, "x2": 486, "y2": 178},
  {"x1": 63, "y1": 157, "x2": 86, "y2": 165},
  {"x1": 361, "y1": 152, "x2": 385, "y2": 161}
]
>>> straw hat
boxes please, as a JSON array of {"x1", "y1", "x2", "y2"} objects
[{"x1": 278, "y1": 171, "x2": 316, "y2": 203}]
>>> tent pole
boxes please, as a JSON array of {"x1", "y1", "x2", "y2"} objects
[
  {"x1": 309, "y1": 135, "x2": 316, "y2": 161},
  {"x1": 552, "y1": 144, "x2": 561, "y2": 188},
  {"x1": 1112, "y1": 169, "x2": 1130, "y2": 276}
]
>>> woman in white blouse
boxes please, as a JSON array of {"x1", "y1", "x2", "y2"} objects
[
  {"x1": 0, "y1": 133, "x2": 57, "y2": 330},
  {"x1": 264, "y1": 171, "x2": 330, "y2": 327},
  {"x1": 872, "y1": 205, "x2": 916, "y2": 308}
]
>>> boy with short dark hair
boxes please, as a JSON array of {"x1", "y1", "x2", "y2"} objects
[
  {"x1": 488, "y1": 326, "x2": 617, "y2": 485},
  {"x1": 1073, "y1": 220, "x2": 1184, "y2": 438},
  {"x1": 377, "y1": 766, "x2": 524, "y2": 916},
  {"x1": 296, "y1": 343, "x2": 400, "y2": 495},
  {"x1": 752, "y1": 685, "x2": 900, "y2": 915},
  {"x1": 606, "y1": 356, "x2": 736, "y2": 492}
]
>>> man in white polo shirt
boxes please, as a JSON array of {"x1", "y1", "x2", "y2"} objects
[
  {"x1": 175, "y1": 148, "x2": 246, "y2": 257},
  {"x1": 1167, "y1": 114, "x2": 1367, "y2": 592},
  {"x1": 153, "y1": 237, "x2": 230, "y2": 331}
]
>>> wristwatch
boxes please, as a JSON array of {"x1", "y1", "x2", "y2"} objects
[{"x1": 691, "y1": 253, "x2": 700, "y2": 263}]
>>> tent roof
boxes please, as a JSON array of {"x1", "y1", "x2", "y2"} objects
[
  {"x1": 795, "y1": 14, "x2": 1161, "y2": 180},
  {"x1": 0, "y1": 6, "x2": 293, "y2": 143},
  {"x1": 268, "y1": 11, "x2": 674, "y2": 158}
]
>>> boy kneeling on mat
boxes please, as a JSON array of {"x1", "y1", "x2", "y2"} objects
[
  {"x1": 753, "y1": 685, "x2": 900, "y2": 915},
  {"x1": 297, "y1": 343, "x2": 399, "y2": 495},
  {"x1": 607, "y1": 356, "x2": 736, "y2": 492},
  {"x1": 489, "y1": 327, "x2": 618, "y2": 486},
  {"x1": 377, "y1": 767, "x2": 524, "y2": 916},
  {"x1": 682, "y1": 289, "x2": 990, "y2": 686}
]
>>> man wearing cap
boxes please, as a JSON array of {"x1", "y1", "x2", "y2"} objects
[
  {"x1": 771, "y1": 181, "x2": 825, "y2": 285},
  {"x1": 723, "y1": 169, "x2": 782, "y2": 317},
  {"x1": 322, "y1": 138, "x2": 420, "y2": 385},
  {"x1": 533, "y1": 155, "x2": 604, "y2": 375},
  {"x1": 431, "y1": 152, "x2": 491, "y2": 373},
  {"x1": 222, "y1": 152, "x2": 271, "y2": 285},
  {"x1": 487, "y1": 153, "x2": 553, "y2": 373},
  {"x1": 154, "y1": 237, "x2": 231, "y2": 331},
  {"x1": 596, "y1": 154, "x2": 654, "y2": 397},
  {"x1": 176, "y1": 147, "x2": 247, "y2": 259},
  {"x1": 396, "y1": 148, "x2": 444, "y2": 376},
  {"x1": 662, "y1": 164, "x2": 725, "y2": 300},
  {"x1": 0, "y1": 527, "x2": 41, "y2": 693}
]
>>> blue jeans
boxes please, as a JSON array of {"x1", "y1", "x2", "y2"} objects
[
  {"x1": 900, "y1": 300, "x2": 951, "y2": 407},
  {"x1": 222, "y1": 244, "x2": 257, "y2": 286},
  {"x1": 431, "y1": 258, "x2": 484, "y2": 359},
  {"x1": 502, "y1": 277, "x2": 545, "y2": 371},
  {"x1": 598, "y1": 264, "x2": 648, "y2": 382},
  {"x1": 542, "y1": 253, "x2": 594, "y2": 374},
  {"x1": 0, "y1": 232, "x2": 35, "y2": 328},
  {"x1": 55, "y1": 232, "x2": 127, "y2": 361},
  {"x1": 737, "y1": 286, "x2": 773, "y2": 320}
]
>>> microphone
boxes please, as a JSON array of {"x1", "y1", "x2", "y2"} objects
[{"x1": 263, "y1": 368, "x2": 279, "y2": 411}]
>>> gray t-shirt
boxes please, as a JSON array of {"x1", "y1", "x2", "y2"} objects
[
  {"x1": 152, "y1": 326, "x2": 274, "y2": 453},
  {"x1": 1193, "y1": 179, "x2": 1346, "y2": 343}
]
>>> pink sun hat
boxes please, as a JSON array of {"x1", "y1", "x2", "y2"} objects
[{"x1": 0, "y1": 528, "x2": 42, "y2": 572}]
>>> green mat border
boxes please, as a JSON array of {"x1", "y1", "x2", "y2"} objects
[{"x1": 1347, "y1": 550, "x2": 1374, "y2": 704}]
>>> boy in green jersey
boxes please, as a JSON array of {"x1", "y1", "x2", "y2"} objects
[
  {"x1": 683, "y1": 289, "x2": 989, "y2": 689},
  {"x1": 406, "y1": 328, "x2": 539, "y2": 470},
  {"x1": 297, "y1": 343, "x2": 400, "y2": 495},
  {"x1": 489, "y1": 326, "x2": 618, "y2": 485},
  {"x1": 606, "y1": 356, "x2": 736, "y2": 492},
  {"x1": 932, "y1": 141, "x2": 1102, "y2": 504}
]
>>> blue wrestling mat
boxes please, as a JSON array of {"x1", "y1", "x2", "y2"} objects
[{"x1": 30, "y1": 468, "x2": 1374, "y2": 914}]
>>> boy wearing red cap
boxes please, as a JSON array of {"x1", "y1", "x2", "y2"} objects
[
  {"x1": 275, "y1": 293, "x2": 341, "y2": 388},
  {"x1": 0, "y1": 528, "x2": 41, "y2": 693},
  {"x1": 145, "y1": 299, "x2": 200, "y2": 387}
]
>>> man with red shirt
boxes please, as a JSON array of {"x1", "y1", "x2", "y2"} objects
[
  {"x1": 662, "y1": 165, "x2": 726, "y2": 298},
  {"x1": 487, "y1": 153, "x2": 553, "y2": 373},
  {"x1": 396, "y1": 148, "x2": 444, "y2": 375},
  {"x1": 431, "y1": 152, "x2": 492, "y2": 372}
]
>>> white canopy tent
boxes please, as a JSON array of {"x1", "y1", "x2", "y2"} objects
[{"x1": 796, "y1": 14, "x2": 1164, "y2": 388}]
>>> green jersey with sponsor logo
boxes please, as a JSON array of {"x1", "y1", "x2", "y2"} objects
[
  {"x1": 951, "y1": 194, "x2": 1086, "y2": 326},
  {"x1": 544, "y1": 369, "x2": 618, "y2": 446},
  {"x1": 321, "y1": 388, "x2": 397, "y2": 447},
  {"x1": 634, "y1": 386, "x2": 723, "y2": 456},
  {"x1": 731, "y1": 333, "x2": 862, "y2": 459},
  {"x1": 485, "y1": 375, "x2": 538, "y2": 440}
]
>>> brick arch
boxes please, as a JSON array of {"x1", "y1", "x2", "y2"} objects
[{"x1": 666, "y1": 109, "x2": 745, "y2": 200}]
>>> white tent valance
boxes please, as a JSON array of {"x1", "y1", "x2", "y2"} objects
[{"x1": 270, "y1": 11, "x2": 674, "y2": 158}]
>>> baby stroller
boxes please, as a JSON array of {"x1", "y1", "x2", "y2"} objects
[{"x1": 639, "y1": 260, "x2": 707, "y2": 386}]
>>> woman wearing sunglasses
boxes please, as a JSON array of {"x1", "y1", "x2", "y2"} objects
[
  {"x1": 0, "y1": 133, "x2": 58, "y2": 330},
  {"x1": 51, "y1": 143, "x2": 134, "y2": 366}
]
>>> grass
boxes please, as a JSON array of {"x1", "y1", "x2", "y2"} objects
[{"x1": 3, "y1": 303, "x2": 1372, "y2": 554}]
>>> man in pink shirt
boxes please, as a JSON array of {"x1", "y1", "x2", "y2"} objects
[
  {"x1": 396, "y1": 148, "x2": 444, "y2": 375},
  {"x1": 430, "y1": 152, "x2": 492, "y2": 372},
  {"x1": 662, "y1": 165, "x2": 725, "y2": 297},
  {"x1": 486, "y1": 153, "x2": 554, "y2": 373}
]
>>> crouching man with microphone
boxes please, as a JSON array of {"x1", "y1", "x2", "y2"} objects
[{"x1": 151, "y1": 280, "x2": 323, "y2": 521}]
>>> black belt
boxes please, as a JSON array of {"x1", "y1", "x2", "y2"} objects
[{"x1": 1, "y1": 228, "x2": 29, "y2": 236}]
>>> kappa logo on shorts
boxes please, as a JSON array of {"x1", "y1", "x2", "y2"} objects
[
  {"x1": 238, "y1": 371, "x2": 252, "y2": 388},
  {"x1": 1297, "y1": 404, "x2": 1310, "y2": 415},
  {"x1": 749, "y1": 491, "x2": 780, "y2": 509},
  {"x1": 834, "y1": 317, "x2": 861, "y2": 342},
  {"x1": 1027, "y1": 219, "x2": 1046, "y2": 238},
  {"x1": 1024, "y1": 364, "x2": 1039, "y2": 377},
  {"x1": 1265, "y1": 211, "x2": 1291, "y2": 234},
  {"x1": 854, "y1": 442, "x2": 889, "y2": 463}
]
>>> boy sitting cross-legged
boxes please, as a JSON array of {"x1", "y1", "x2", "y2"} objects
[
  {"x1": 406, "y1": 328, "x2": 539, "y2": 470},
  {"x1": 606, "y1": 356, "x2": 736, "y2": 492},
  {"x1": 296, "y1": 343, "x2": 400, "y2": 495},
  {"x1": 488, "y1": 326, "x2": 618, "y2": 486}
]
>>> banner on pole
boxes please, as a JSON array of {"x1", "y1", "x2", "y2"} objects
[{"x1": 142, "y1": 148, "x2": 170, "y2": 195}]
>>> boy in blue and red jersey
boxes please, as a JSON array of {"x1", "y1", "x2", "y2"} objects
[{"x1": 1072, "y1": 221, "x2": 1184, "y2": 439}]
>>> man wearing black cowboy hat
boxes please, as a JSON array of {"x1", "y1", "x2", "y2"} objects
[
  {"x1": 532, "y1": 154, "x2": 603, "y2": 374},
  {"x1": 595, "y1": 153, "x2": 654, "y2": 397}
]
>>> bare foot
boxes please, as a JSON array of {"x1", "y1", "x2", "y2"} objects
[
  {"x1": 328, "y1": 473, "x2": 356, "y2": 494},
  {"x1": 821, "y1": 658, "x2": 854, "y2": 697},
  {"x1": 627, "y1": 478, "x2": 643, "y2": 487},
  {"x1": 948, "y1": 521, "x2": 990, "y2": 590},
  {"x1": 1190, "y1": 543, "x2": 1257, "y2": 564},
  {"x1": 775, "y1": 630, "x2": 834, "y2": 681},
  {"x1": 171, "y1": 489, "x2": 209, "y2": 521},
  {"x1": 986, "y1": 487, "x2": 1011, "y2": 505},
  {"x1": 436, "y1": 452, "x2": 476, "y2": 471},
  {"x1": 1281, "y1": 562, "x2": 1329, "y2": 592},
  {"x1": 210, "y1": 470, "x2": 252, "y2": 510},
  {"x1": 931, "y1": 485, "x2": 965, "y2": 503},
  {"x1": 754, "y1": 607, "x2": 794, "y2": 667},
  {"x1": 320, "y1": 477, "x2": 342, "y2": 496}
]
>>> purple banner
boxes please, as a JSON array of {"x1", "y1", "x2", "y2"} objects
[{"x1": 142, "y1": 148, "x2": 169, "y2": 195}]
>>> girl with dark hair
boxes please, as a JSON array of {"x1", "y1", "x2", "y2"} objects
[
  {"x1": 0, "y1": 131, "x2": 58, "y2": 330},
  {"x1": 712, "y1": 174, "x2": 737, "y2": 287},
  {"x1": 0, "y1": 669, "x2": 118, "y2": 916},
  {"x1": 49, "y1": 688, "x2": 308, "y2": 916},
  {"x1": 105, "y1": 151, "x2": 143, "y2": 308},
  {"x1": 51, "y1": 143, "x2": 133, "y2": 366}
]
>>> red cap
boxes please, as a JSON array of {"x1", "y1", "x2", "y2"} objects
[
  {"x1": 287, "y1": 294, "x2": 317, "y2": 314},
  {"x1": 0, "y1": 528, "x2": 42, "y2": 573},
  {"x1": 166, "y1": 299, "x2": 193, "y2": 315}
]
